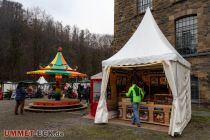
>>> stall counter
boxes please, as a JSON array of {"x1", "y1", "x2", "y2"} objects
[{"x1": 118, "y1": 98, "x2": 172, "y2": 126}]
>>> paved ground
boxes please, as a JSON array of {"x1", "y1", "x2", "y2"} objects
[{"x1": 0, "y1": 99, "x2": 210, "y2": 140}]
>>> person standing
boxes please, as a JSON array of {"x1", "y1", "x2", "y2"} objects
[
  {"x1": 15, "y1": 82, "x2": 27, "y2": 115},
  {"x1": 0, "y1": 85, "x2": 3, "y2": 100},
  {"x1": 63, "y1": 83, "x2": 69, "y2": 99},
  {"x1": 126, "y1": 80, "x2": 144, "y2": 127},
  {"x1": 85, "y1": 86, "x2": 90, "y2": 103},
  {"x1": 77, "y1": 84, "x2": 83, "y2": 102},
  {"x1": 26, "y1": 85, "x2": 33, "y2": 99},
  {"x1": 48, "y1": 86, "x2": 55, "y2": 99}
]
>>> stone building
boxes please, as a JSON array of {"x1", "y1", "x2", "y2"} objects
[{"x1": 113, "y1": 0, "x2": 210, "y2": 103}]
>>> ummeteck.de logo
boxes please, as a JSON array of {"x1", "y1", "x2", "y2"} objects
[{"x1": 3, "y1": 129, "x2": 64, "y2": 137}]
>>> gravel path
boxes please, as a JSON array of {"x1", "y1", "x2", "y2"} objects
[{"x1": 0, "y1": 99, "x2": 210, "y2": 140}]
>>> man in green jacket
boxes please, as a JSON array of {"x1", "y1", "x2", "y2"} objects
[{"x1": 126, "y1": 81, "x2": 144, "y2": 127}]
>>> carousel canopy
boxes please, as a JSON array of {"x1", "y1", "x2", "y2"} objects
[{"x1": 27, "y1": 47, "x2": 87, "y2": 78}]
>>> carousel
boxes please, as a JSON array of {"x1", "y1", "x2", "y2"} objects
[{"x1": 24, "y1": 47, "x2": 87, "y2": 112}]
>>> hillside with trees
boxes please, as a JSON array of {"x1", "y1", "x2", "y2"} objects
[{"x1": 0, "y1": 0, "x2": 113, "y2": 81}]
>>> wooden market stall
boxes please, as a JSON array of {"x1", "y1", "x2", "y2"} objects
[
  {"x1": 95, "y1": 8, "x2": 191, "y2": 136},
  {"x1": 108, "y1": 65, "x2": 173, "y2": 126}
]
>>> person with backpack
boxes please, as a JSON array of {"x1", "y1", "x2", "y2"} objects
[{"x1": 15, "y1": 82, "x2": 27, "y2": 115}]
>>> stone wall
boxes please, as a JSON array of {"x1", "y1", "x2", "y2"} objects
[{"x1": 113, "y1": 0, "x2": 210, "y2": 103}]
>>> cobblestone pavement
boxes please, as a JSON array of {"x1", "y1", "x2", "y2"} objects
[{"x1": 0, "y1": 99, "x2": 210, "y2": 140}]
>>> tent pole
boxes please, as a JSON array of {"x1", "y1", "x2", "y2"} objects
[
  {"x1": 176, "y1": 63, "x2": 178, "y2": 96},
  {"x1": 199, "y1": 74, "x2": 200, "y2": 107}
]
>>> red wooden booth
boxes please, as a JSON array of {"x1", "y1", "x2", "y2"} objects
[{"x1": 90, "y1": 72, "x2": 102, "y2": 117}]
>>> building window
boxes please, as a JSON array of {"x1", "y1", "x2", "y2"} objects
[
  {"x1": 191, "y1": 76, "x2": 199, "y2": 102},
  {"x1": 138, "y1": 0, "x2": 153, "y2": 14},
  {"x1": 175, "y1": 16, "x2": 198, "y2": 55}
]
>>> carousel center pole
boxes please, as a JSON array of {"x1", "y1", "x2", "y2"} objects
[{"x1": 55, "y1": 74, "x2": 62, "y2": 101}]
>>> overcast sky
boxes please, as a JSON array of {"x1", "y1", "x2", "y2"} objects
[{"x1": 13, "y1": 0, "x2": 114, "y2": 35}]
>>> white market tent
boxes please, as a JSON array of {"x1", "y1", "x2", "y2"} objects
[
  {"x1": 37, "y1": 76, "x2": 48, "y2": 84},
  {"x1": 2, "y1": 81, "x2": 17, "y2": 94},
  {"x1": 94, "y1": 8, "x2": 191, "y2": 136},
  {"x1": 91, "y1": 72, "x2": 102, "y2": 80},
  {"x1": 37, "y1": 76, "x2": 49, "y2": 93}
]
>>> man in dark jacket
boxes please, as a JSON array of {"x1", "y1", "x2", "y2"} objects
[
  {"x1": 15, "y1": 82, "x2": 27, "y2": 115},
  {"x1": 77, "y1": 84, "x2": 83, "y2": 102}
]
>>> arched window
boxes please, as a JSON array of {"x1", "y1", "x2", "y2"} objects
[
  {"x1": 175, "y1": 15, "x2": 198, "y2": 55},
  {"x1": 138, "y1": 0, "x2": 153, "y2": 14}
]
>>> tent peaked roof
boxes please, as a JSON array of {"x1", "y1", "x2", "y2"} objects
[
  {"x1": 91, "y1": 72, "x2": 102, "y2": 79},
  {"x1": 37, "y1": 76, "x2": 48, "y2": 84},
  {"x1": 44, "y1": 47, "x2": 73, "y2": 70},
  {"x1": 103, "y1": 8, "x2": 190, "y2": 68}
]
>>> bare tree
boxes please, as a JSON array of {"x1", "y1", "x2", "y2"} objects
[{"x1": 0, "y1": 0, "x2": 113, "y2": 81}]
